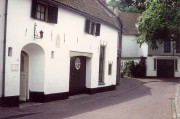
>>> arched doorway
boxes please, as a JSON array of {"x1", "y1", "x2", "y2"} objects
[
  {"x1": 20, "y1": 51, "x2": 29, "y2": 101},
  {"x1": 20, "y1": 43, "x2": 45, "y2": 102}
]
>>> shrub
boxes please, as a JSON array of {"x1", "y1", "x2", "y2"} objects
[{"x1": 122, "y1": 57, "x2": 146, "y2": 78}]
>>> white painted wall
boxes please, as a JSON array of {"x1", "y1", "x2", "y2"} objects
[
  {"x1": 148, "y1": 41, "x2": 180, "y2": 56},
  {"x1": 121, "y1": 35, "x2": 148, "y2": 73},
  {"x1": 146, "y1": 57, "x2": 156, "y2": 77},
  {"x1": 0, "y1": 0, "x2": 5, "y2": 97},
  {"x1": 4, "y1": 0, "x2": 118, "y2": 96},
  {"x1": 122, "y1": 35, "x2": 147, "y2": 58},
  {"x1": 138, "y1": 43, "x2": 148, "y2": 57}
]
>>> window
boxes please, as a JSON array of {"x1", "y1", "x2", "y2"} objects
[
  {"x1": 36, "y1": 3, "x2": 46, "y2": 21},
  {"x1": 154, "y1": 58, "x2": 156, "y2": 71},
  {"x1": 164, "y1": 40, "x2": 171, "y2": 53},
  {"x1": 99, "y1": 46, "x2": 105, "y2": 84},
  {"x1": 108, "y1": 64, "x2": 112, "y2": 75},
  {"x1": 176, "y1": 40, "x2": 180, "y2": 53},
  {"x1": 85, "y1": 19, "x2": 101, "y2": 36},
  {"x1": 31, "y1": 0, "x2": 58, "y2": 24},
  {"x1": 8, "y1": 47, "x2": 12, "y2": 57}
]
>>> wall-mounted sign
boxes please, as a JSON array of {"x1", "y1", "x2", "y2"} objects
[
  {"x1": 56, "y1": 34, "x2": 60, "y2": 48},
  {"x1": 11, "y1": 64, "x2": 19, "y2": 71}
]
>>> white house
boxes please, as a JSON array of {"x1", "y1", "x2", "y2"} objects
[
  {"x1": 147, "y1": 40, "x2": 180, "y2": 78},
  {"x1": 0, "y1": 0, "x2": 121, "y2": 107},
  {"x1": 118, "y1": 12, "x2": 148, "y2": 71}
]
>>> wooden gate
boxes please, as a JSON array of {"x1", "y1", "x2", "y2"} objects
[{"x1": 157, "y1": 59, "x2": 174, "y2": 78}]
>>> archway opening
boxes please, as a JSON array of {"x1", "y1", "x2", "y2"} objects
[{"x1": 20, "y1": 43, "x2": 45, "y2": 102}]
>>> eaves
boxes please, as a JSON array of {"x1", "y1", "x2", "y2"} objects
[{"x1": 46, "y1": 0, "x2": 120, "y2": 30}]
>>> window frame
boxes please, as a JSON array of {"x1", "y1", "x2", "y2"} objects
[
  {"x1": 164, "y1": 40, "x2": 171, "y2": 53},
  {"x1": 35, "y1": 2, "x2": 47, "y2": 21},
  {"x1": 108, "y1": 63, "x2": 112, "y2": 75},
  {"x1": 154, "y1": 58, "x2": 156, "y2": 71},
  {"x1": 85, "y1": 19, "x2": 101, "y2": 36},
  {"x1": 99, "y1": 45, "x2": 106, "y2": 85},
  {"x1": 31, "y1": 0, "x2": 58, "y2": 24}
]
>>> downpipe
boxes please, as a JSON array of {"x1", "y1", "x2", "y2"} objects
[{"x1": 2, "y1": 0, "x2": 8, "y2": 99}]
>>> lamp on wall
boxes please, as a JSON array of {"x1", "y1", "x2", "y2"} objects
[{"x1": 34, "y1": 23, "x2": 44, "y2": 39}]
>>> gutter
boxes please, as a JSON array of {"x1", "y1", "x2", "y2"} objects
[
  {"x1": 115, "y1": 25, "x2": 122, "y2": 85},
  {"x1": 2, "y1": 0, "x2": 8, "y2": 97}
]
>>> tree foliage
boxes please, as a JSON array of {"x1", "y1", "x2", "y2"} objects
[
  {"x1": 137, "y1": 0, "x2": 180, "y2": 49},
  {"x1": 108, "y1": 0, "x2": 145, "y2": 13}
]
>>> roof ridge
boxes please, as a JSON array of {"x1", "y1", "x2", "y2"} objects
[{"x1": 96, "y1": 0, "x2": 121, "y2": 29}]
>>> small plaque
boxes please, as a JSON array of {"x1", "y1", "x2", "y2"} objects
[
  {"x1": 11, "y1": 64, "x2": 19, "y2": 71},
  {"x1": 56, "y1": 34, "x2": 60, "y2": 48}
]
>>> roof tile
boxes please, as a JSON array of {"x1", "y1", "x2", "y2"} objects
[
  {"x1": 118, "y1": 12, "x2": 141, "y2": 35},
  {"x1": 53, "y1": 0, "x2": 118, "y2": 28}
]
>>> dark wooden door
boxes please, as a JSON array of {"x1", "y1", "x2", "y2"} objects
[
  {"x1": 157, "y1": 60, "x2": 174, "y2": 78},
  {"x1": 69, "y1": 56, "x2": 86, "y2": 95}
]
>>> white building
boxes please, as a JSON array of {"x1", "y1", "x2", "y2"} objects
[
  {"x1": 147, "y1": 40, "x2": 180, "y2": 78},
  {"x1": 0, "y1": 0, "x2": 121, "y2": 107},
  {"x1": 118, "y1": 12, "x2": 148, "y2": 71}
]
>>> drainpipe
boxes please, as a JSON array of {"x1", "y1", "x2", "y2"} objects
[
  {"x1": 2, "y1": 0, "x2": 8, "y2": 98},
  {"x1": 116, "y1": 14, "x2": 123, "y2": 86},
  {"x1": 116, "y1": 28, "x2": 122, "y2": 86}
]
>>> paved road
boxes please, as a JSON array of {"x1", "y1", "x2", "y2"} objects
[{"x1": 8, "y1": 78, "x2": 177, "y2": 119}]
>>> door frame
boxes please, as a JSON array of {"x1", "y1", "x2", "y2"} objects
[
  {"x1": 69, "y1": 56, "x2": 87, "y2": 95},
  {"x1": 20, "y1": 51, "x2": 29, "y2": 101}
]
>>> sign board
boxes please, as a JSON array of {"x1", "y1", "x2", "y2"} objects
[{"x1": 11, "y1": 64, "x2": 19, "y2": 71}]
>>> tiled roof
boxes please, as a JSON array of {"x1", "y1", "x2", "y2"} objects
[
  {"x1": 118, "y1": 12, "x2": 141, "y2": 35},
  {"x1": 52, "y1": 0, "x2": 119, "y2": 28}
]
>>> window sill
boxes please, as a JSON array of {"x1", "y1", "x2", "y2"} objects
[{"x1": 98, "y1": 82, "x2": 105, "y2": 86}]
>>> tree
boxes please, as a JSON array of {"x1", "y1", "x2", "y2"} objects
[
  {"x1": 137, "y1": 0, "x2": 180, "y2": 49},
  {"x1": 107, "y1": 0, "x2": 145, "y2": 13}
]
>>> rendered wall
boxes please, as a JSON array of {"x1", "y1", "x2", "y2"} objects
[
  {"x1": 122, "y1": 35, "x2": 147, "y2": 58},
  {"x1": 146, "y1": 57, "x2": 156, "y2": 77},
  {"x1": 4, "y1": 0, "x2": 118, "y2": 96},
  {"x1": 148, "y1": 42, "x2": 180, "y2": 56}
]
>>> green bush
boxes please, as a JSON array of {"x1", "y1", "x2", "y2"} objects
[{"x1": 122, "y1": 57, "x2": 146, "y2": 78}]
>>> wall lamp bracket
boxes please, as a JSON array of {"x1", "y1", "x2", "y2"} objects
[{"x1": 34, "y1": 23, "x2": 44, "y2": 39}]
